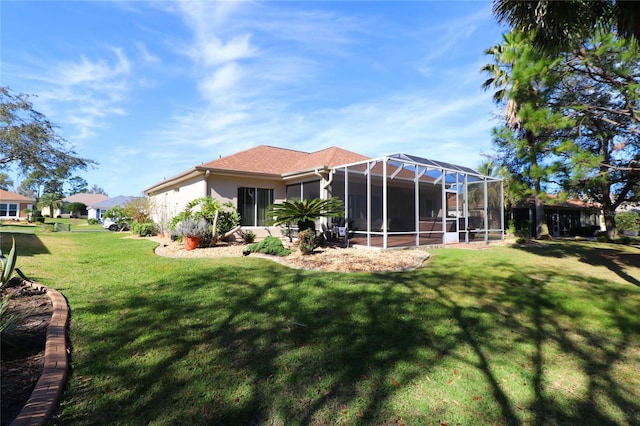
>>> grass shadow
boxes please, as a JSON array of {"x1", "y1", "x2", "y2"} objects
[
  {"x1": 0, "y1": 231, "x2": 50, "y2": 257},
  {"x1": 514, "y1": 240, "x2": 640, "y2": 287},
  {"x1": 29, "y1": 236, "x2": 640, "y2": 425}
]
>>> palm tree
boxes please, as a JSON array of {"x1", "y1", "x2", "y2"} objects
[
  {"x1": 482, "y1": 31, "x2": 555, "y2": 238},
  {"x1": 481, "y1": 33, "x2": 523, "y2": 129},
  {"x1": 37, "y1": 193, "x2": 63, "y2": 218},
  {"x1": 492, "y1": 0, "x2": 640, "y2": 51},
  {"x1": 267, "y1": 197, "x2": 344, "y2": 235}
]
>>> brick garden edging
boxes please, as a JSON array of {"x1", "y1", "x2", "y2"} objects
[{"x1": 10, "y1": 280, "x2": 69, "y2": 426}]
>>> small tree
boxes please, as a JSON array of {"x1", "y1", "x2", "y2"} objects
[
  {"x1": 123, "y1": 197, "x2": 152, "y2": 225},
  {"x1": 616, "y1": 211, "x2": 640, "y2": 235},
  {"x1": 38, "y1": 193, "x2": 63, "y2": 217},
  {"x1": 103, "y1": 206, "x2": 129, "y2": 230},
  {"x1": 65, "y1": 202, "x2": 87, "y2": 218}
]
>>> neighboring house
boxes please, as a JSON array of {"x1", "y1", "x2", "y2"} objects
[
  {"x1": 144, "y1": 145, "x2": 503, "y2": 248},
  {"x1": 0, "y1": 189, "x2": 35, "y2": 221},
  {"x1": 46, "y1": 193, "x2": 111, "y2": 218},
  {"x1": 88, "y1": 195, "x2": 138, "y2": 222},
  {"x1": 511, "y1": 195, "x2": 602, "y2": 237}
]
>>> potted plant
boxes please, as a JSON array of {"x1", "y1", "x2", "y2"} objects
[{"x1": 175, "y1": 218, "x2": 210, "y2": 250}]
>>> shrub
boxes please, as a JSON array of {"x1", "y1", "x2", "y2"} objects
[
  {"x1": 616, "y1": 211, "x2": 640, "y2": 234},
  {"x1": 131, "y1": 222, "x2": 158, "y2": 237},
  {"x1": 569, "y1": 226, "x2": 594, "y2": 237},
  {"x1": 170, "y1": 197, "x2": 240, "y2": 236},
  {"x1": 615, "y1": 236, "x2": 633, "y2": 245},
  {"x1": 32, "y1": 210, "x2": 45, "y2": 223},
  {"x1": 297, "y1": 228, "x2": 318, "y2": 255},
  {"x1": 239, "y1": 229, "x2": 256, "y2": 244},
  {"x1": 247, "y1": 236, "x2": 292, "y2": 256},
  {"x1": 87, "y1": 218, "x2": 100, "y2": 225}
]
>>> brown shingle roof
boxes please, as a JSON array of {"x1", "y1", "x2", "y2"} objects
[
  {"x1": 201, "y1": 145, "x2": 370, "y2": 175},
  {"x1": 0, "y1": 189, "x2": 34, "y2": 202},
  {"x1": 289, "y1": 147, "x2": 370, "y2": 172}
]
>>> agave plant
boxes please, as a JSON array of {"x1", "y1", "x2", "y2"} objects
[
  {"x1": 0, "y1": 237, "x2": 17, "y2": 289},
  {"x1": 174, "y1": 218, "x2": 210, "y2": 238}
]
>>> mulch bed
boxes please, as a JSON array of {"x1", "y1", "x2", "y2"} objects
[{"x1": 1, "y1": 279, "x2": 52, "y2": 426}]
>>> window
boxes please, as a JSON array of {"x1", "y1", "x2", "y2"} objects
[
  {"x1": 238, "y1": 187, "x2": 274, "y2": 226},
  {"x1": 0, "y1": 203, "x2": 18, "y2": 217},
  {"x1": 286, "y1": 180, "x2": 320, "y2": 201}
]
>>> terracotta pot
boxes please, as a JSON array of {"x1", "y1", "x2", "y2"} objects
[{"x1": 183, "y1": 236, "x2": 201, "y2": 251}]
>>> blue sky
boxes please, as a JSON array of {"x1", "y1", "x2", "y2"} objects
[{"x1": 2, "y1": 1, "x2": 506, "y2": 197}]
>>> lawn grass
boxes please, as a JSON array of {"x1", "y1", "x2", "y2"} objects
[{"x1": 2, "y1": 230, "x2": 639, "y2": 425}]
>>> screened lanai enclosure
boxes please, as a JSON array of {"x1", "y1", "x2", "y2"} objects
[{"x1": 323, "y1": 154, "x2": 503, "y2": 248}]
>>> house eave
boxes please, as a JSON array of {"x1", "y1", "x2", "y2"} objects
[
  {"x1": 143, "y1": 167, "x2": 287, "y2": 195},
  {"x1": 203, "y1": 167, "x2": 283, "y2": 181},
  {"x1": 143, "y1": 167, "x2": 205, "y2": 195},
  {"x1": 282, "y1": 166, "x2": 331, "y2": 181}
]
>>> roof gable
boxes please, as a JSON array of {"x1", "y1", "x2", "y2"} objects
[
  {"x1": 201, "y1": 146, "x2": 309, "y2": 175},
  {"x1": 290, "y1": 147, "x2": 370, "y2": 172},
  {"x1": 201, "y1": 145, "x2": 370, "y2": 175},
  {"x1": 0, "y1": 189, "x2": 35, "y2": 202}
]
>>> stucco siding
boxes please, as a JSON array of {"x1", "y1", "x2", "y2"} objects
[{"x1": 208, "y1": 175, "x2": 287, "y2": 206}]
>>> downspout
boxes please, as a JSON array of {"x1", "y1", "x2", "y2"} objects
[
  {"x1": 203, "y1": 170, "x2": 210, "y2": 196},
  {"x1": 316, "y1": 168, "x2": 332, "y2": 230},
  {"x1": 319, "y1": 169, "x2": 334, "y2": 190}
]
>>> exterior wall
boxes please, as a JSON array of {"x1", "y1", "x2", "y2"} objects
[
  {"x1": 0, "y1": 201, "x2": 33, "y2": 220},
  {"x1": 148, "y1": 175, "x2": 208, "y2": 231},
  {"x1": 149, "y1": 173, "x2": 291, "y2": 239},
  {"x1": 87, "y1": 208, "x2": 100, "y2": 221},
  {"x1": 208, "y1": 174, "x2": 287, "y2": 238}
]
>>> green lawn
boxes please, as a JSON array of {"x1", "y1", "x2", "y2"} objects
[{"x1": 2, "y1": 230, "x2": 639, "y2": 425}]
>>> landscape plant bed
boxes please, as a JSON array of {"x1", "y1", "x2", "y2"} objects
[
  {"x1": 1, "y1": 279, "x2": 52, "y2": 425},
  {"x1": 2, "y1": 231, "x2": 639, "y2": 425}
]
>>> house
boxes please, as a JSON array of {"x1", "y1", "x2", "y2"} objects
[
  {"x1": 63, "y1": 193, "x2": 110, "y2": 218},
  {"x1": 0, "y1": 189, "x2": 35, "y2": 221},
  {"x1": 143, "y1": 145, "x2": 504, "y2": 248},
  {"x1": 44, "y1": 193, "x2": 111, "y2": 218},
  {"x1": 88, "y1": 195, "x2": 138, "y2": 222},
  {"x1": 511, "y1": 195, "x2": 602, "y2": 237}
]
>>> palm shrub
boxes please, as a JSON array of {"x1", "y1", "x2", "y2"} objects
[{"x1": 267, "y1": 197, "x2": 344, "y2": 235}]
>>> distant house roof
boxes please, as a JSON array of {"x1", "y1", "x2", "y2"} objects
[
  {"x1": 0, "y1": 189, "x2": 35, "y2": 203},
  {"x1": 63, "y1": 193, "x2": 110, "y2": 205},
  {"x1": 516, "y1": 194, "x2": 600, "y2": 210},
  {"x1": 90, "y1": 195, "x2": 138, "y2": 210}
]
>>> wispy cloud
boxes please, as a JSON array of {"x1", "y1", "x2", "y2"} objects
[
  {"x1": 7, "y1": 46, "x2": 133, "y2": 142},
  {"x1": 149, "y1": 1, "x2": 498, "y2": 173}
]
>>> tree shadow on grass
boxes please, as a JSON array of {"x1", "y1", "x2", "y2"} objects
[
  {"x1": 0, "y1": 232, "x2": 49, "y2": 257},
  {"x1": 514, "y1": 240, "x2": 640, "y2": 287},
  {"x1": 56, "y1": 249, "x2": 640, "y2": 425}
]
